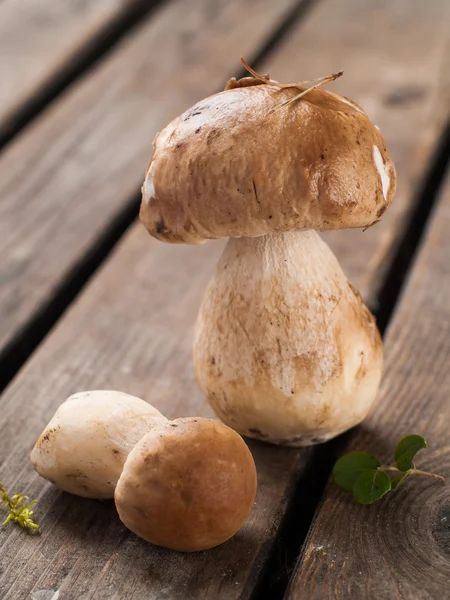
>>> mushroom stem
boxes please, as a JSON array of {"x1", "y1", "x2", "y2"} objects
[
  {"x1": 194, "y1": 231, "x2": 383, "y2": 446},
  {"x1": 31, "y1": 391, "x2": 168, "y2": 499}
]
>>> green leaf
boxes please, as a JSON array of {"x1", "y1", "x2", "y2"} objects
[
  {"x1": 332, "y1": 452, "x2": 381, "y2": 491},
  {"x1": 390, "y1": 471, "x2": 409, "y2": 491},
  {"x1": 353, "y1": 469, "x2": 391, "y2": 504},
  {"x1": 394, "y1": 435, "x2": 427, "y2": 471}
]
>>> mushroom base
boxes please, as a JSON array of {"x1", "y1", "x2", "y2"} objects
[{"x1": 193, "y1": 231, "x2": 383, "y2": 447}]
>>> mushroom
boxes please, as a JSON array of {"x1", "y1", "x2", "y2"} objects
[
  {"x1": 31, "y1": 390, "x2": 168, "y2": 499},
  {"x1": 139, "y1": 63, "x2": 396, "y2": 446},
  {"x1": 114, "y1": 417, "x2": 257, "y2": 552}
]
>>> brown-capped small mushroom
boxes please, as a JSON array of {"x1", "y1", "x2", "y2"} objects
[
  {"x1": 30, "y1": 390, "x2": 168, "y2": 499},
  {"x1": 139, "y1": 62, "x2": 396, "y2": 446},
  {"x1": 114, "y1": 417, "x2": 257, "y2": 552}
]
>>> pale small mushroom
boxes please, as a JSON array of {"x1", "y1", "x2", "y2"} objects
[
  {"x1": 31, "y1": 390, "x2": 168, "y2": 499},
  {"x1": 114, "y1": 417, "x2": 257, "y2": 552},
  {"x1": 139, "y1": 62, "x2": 396, "y2": 446}
]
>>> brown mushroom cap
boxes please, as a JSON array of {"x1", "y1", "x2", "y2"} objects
[
  {"x1": 140, "y1": 82, "x2": 396, "y2": 244},
  {"x1": 114, "y1": 417, "x2": 257, "y2": 552}
]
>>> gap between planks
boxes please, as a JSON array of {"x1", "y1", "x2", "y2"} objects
[{"x1": 0, "y1": 0, "x2": 164, "y2": 150}]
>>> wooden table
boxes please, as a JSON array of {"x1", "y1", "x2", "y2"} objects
[{"x1": 1, "y1": 1, "x2": 449, "y2": 598}]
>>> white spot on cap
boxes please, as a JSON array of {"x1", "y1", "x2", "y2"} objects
[
  {"x1": 338, "y1": 96, "x2": 363, "y2": 113},
  {"x1": 142, "y1": 162, "x2": 156, "y2": 205},
  {"x1": 375, "y1": 125, "x2": 380, "y2": 131},
  {"x1": 373, "y1": 145, "x2": 390, "y2": 201}
]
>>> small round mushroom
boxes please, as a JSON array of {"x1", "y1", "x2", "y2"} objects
[
  {"x1": 139, "y1": 62, "x2": 396, "y2": 446},
  {"x1": 114, "y1": 417, "x2": 257, "y2": 552},
  {"x1": 31, "y1": 390, "x2": 168, "y2": 499}
]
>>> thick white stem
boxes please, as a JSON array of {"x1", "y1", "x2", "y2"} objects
[{"x1": 194, "y1": 231, "x2": 383, "y2": 446}]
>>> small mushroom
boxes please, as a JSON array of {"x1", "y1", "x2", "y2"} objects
[
  {"x1": 139, "y1": 64, "x2": 396, "y2": 446},
  {"x1": 31, "y1": 390, "x2": 168, "y2": 499},
  {"x1": 114, "y1": 417, "x2": 257, "y2": 552}
]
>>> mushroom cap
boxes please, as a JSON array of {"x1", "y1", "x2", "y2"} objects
[
  {"x1": 140, "y1": 82, "x2": 396, "y2": 244},
  {"x1": 30, "y1": 390, "x2": 168, "y2": 499},
  {"x1": 114, "y1": 417, "x2": 257, "y2": 552}
]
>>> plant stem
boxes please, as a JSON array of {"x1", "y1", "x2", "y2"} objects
[
  {"x1": 238, "y1": 56, "x2": 344, "y2": 113},
  {"x1": 409, "y1": 469, "x2": 445, "y2": 482},
  {"x1": 378, "y1": 465, "x2": 445, "y2": 483},
  {"x1": 240, "y1": 56, "x2": 340, "y2": 90},
  {"x1": 270, "y1": 71, "x2": 343, "y2": 112}
]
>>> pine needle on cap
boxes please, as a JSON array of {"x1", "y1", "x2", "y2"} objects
[
  {"x1": 271, "y1": 71, "x2": 343, "y2": 112},
  {"x1": 239, "y1": 57, "x2": 343, "y2": 113}
]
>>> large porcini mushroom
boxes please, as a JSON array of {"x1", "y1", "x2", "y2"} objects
[
  {"x1": 114, "y1": 417, "x2": 257, "y2": 552},
  {"x1": 139, "y1": 60, "x2": 396, "y2": 446},
  {"x1": 31, "y1": 390, "x2": 168, "y2": 498}
]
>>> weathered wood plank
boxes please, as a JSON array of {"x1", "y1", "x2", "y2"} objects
[
  {"x1": 287, "y1": 166, "x2": 450, "y2": 599},
  {"x1": 0, "y1": 0, "x2": 151, "y2": 139},
  {"x1": 265, "y1": 0, "x2": 450, "y2": 307},
  {"x1": 0, "y1": 0, "x2": 300, "y2": 365}
]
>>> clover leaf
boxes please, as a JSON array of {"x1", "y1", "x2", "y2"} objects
[
  {"x1": 332, "y1": 435, "x2": 444, "y2": 505},
  {"x1": 394, "y1": 435, "x2": 427, "y2": 471}
]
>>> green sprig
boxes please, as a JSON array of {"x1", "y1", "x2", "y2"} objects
[
  {"x1": 0, "y1": 482, "x2": 39, "y2": 531},
  {"x1": 332, "y1": 435, "x2": 445, "y2": 505}
]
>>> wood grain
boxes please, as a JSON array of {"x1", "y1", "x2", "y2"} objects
[
  {"x1": 0, "y1": 0, "x2": 299, "y2": 363},
  {"x1": 287, "y1": 168, "x2": 450, "y2": 599},
  {"x1": 263, "y1": 0, "x2": 450, "y2": 308},
  {"x1": 0, "y1": 0, "x2": 449, "y2": 598},
  {"x1": 0, "y1": 0, "x2": 150, "y2": 139}
]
